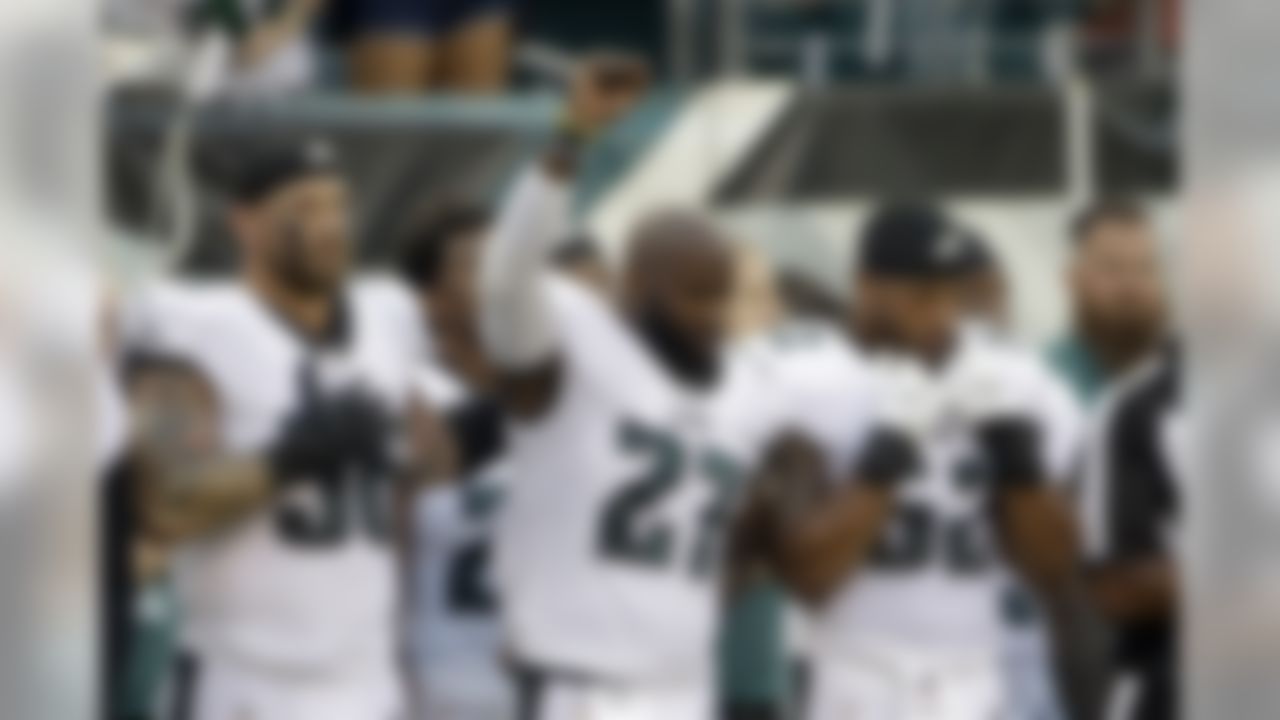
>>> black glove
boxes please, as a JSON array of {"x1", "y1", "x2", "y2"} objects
[
  {"x1": 268, "y1": 389, "x2": 392, "y2": 485},
  {"x1": 976, "y1": 416, "x2": 1044, "y2": 489},
  {"x1": 331, "y1": 388, "x2": 394, "y2": 474},
  {"x1": 856, "y1": 426, "x2": 921, "y2": 489}
]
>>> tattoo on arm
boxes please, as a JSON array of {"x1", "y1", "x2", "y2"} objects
[{"x1": 129, "y1": 366, "x2": 270, "y2": 541}]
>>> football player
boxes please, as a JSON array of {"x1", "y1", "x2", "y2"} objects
[
  {"x1": 475, "y1": 55, "x2": 918, "y2": 720},
  {"x1": 122, "y1": 139, "x2": 428, "y2": 720},
  {"x1": 772, "y1": 204, "x2": 1106, "y2": 720}
]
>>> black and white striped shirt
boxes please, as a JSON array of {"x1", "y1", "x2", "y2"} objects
[{"x1": 1081, "y1": 345, "x2": 1181, "y2": 720}]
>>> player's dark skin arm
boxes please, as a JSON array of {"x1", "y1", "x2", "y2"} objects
[
  {"x1": 724, "y1": 433, "x2": 823, "y2": 600},
  {"x1": 998, "y1": 488, "x2": 1109, "y2": 720},
  {"x1": 985, "y1": 422, "x2": 1109, "y2": 720},
  {"x1": 129, "y1": 365, "x2": 274, "y2": 544},
  {"x1": 771, "y1": 485, "x2": 896, "y2": 606},
  {"x1": 759, "y1": 430, "x2": 915, "y2": 606}
]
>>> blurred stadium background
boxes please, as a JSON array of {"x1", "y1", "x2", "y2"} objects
[{"x1": 102, "y1": 0, "x2": 1177, "y2": 339}]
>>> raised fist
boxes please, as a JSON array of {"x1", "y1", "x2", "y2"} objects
[{"x1": 565, "y1": 51, "x2": 652, "y2": 136}]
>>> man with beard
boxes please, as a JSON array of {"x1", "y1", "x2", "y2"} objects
[
  {"x1": 1049, "y1": 200, "x2": 1167, "y2": 404},
  {"x1": 120, "y1": 139, "x2": 428, "y2": 720}
]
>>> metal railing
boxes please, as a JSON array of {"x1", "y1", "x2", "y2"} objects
[{"x1": 671, "y1": 0, "x2": 1176, "y2": 87}]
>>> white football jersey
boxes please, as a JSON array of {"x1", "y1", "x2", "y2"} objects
[
  {"x1": 495, "y1": 279, "x2": 787, "y2": 683},
  {"x1": 123, "y1": 276, "x2": 423, "y2": 673},
  {"x1": 814, "y1": 331, "x2": 1083, "y2": 657}
]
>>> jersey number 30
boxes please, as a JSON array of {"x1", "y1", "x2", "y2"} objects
[{"x1": 598, "y1": 420, "x2": 742, "y2": 577}]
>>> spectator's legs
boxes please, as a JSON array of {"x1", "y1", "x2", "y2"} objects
[
  {"x1": 438, "y1": 10, "x2": 512, "y2": 92},
  {"x1": 349, "y1": 34, "x2": 438, "y2": 93}
]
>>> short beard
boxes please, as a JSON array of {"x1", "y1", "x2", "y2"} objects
[
  {"x1": 271, "y1": 227, "x2": 339, "y2": 298},
  {"x1": 273, "y1": 256, "x2": 335, "y2": 298},
  {"x1": 1080, "y1": 308, "x2": 1163, "y2": 370},
  {"x1": 632, "y1": 307, "x2": 720, "y2": 388}
]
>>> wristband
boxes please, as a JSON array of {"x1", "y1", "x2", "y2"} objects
[
  {"x1": 545, "y1": 113, "x2": 593, "y2": 178},
  {"x1": 976, "y1": 417, "x2": 1043, "y2": 489}
]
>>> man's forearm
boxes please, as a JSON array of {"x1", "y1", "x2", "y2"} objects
[
  {"x1": 138, "y1": 455, "x2": 273, "y2": 542},
  {"x1": 772, "y1": 426, "x2": 919, "y2": 604},
  {"x1": 775, "y1": 486, "x2": 894, "y2": 604},
  {"x1": 998, "y1": 488, "x2": 1108, "y2": 720},
  {"x1": 998, "y1": 487, "x2": 1079, "y2": 588}
]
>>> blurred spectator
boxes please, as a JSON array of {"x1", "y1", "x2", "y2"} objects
[
  {"x1": 335, "y1": 0, "x2": 514, "y2": 93},
  {"x1": 189, "y1": 0, "x2": 327, "y2": 99},
  {"x1": 1048, "y1": 199, "x2": 1166, "y2": 404}
]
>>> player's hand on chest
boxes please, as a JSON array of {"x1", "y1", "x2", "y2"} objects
[{"x1": 266, "y1": 355, "x2": 403, "y2": 548}]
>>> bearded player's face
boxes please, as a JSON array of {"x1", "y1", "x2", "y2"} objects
[
  {"x1": 633, "y1": 246, "x2": 734, "y2": 385},
  {"x1": 255, "y1": 175, "x2": 352, "y2": 296}
]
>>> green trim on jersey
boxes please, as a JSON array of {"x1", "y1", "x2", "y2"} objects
[
  {"x1": 1046, "y1": 334, "x2": 1108, "y2": 405},
  {"x1": 720, "y1": 580, "x2": 788, "y2": 708}
]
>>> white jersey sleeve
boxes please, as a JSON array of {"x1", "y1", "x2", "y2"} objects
[
  {"x1": 1032, "y1": 361, "x2": 1086, "y2": 485},
  {"x1": 945, "y1": 333, "x2": 1086, "y2": 486},
  {"x1": 480, "y1": 166, "x2": 573, "y2": 369}
]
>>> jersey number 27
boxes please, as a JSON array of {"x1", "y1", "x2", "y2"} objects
[{"x1": 598, "y1": 420, "x2": 743, "y2": 578}]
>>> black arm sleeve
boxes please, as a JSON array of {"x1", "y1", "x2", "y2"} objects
[
  {"x1": 1096, "y1": 355, "x2": 1180, "y2": 674},
  {"x1": 446, "y1": 397, "x2": 507, "y2": 477}
]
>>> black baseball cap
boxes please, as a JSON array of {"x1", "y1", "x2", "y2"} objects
[
  {"x1": 228, "y1": 137, "x2": 341, "y2": 205},
  {"x1": 855, "y1": 202, "x2": 970, "y2": 280}
]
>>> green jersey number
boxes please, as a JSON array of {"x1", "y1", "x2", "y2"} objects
[
  {"x1": 598, "y1": 420, "x2": 743, "y2": 577},
  {"x1": 445, "y1": 483, "x2": 504, "y2": 615},
  {"x1": 869, "y1": 455, "x2": 998, "y2": 575}
]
